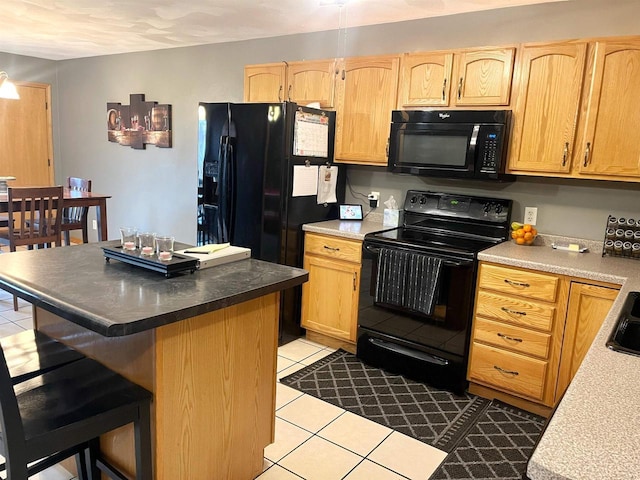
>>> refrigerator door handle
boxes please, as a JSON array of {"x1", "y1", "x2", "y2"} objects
[{"x1": 227, "y1": 143, "x2": 236, "y2": 241}]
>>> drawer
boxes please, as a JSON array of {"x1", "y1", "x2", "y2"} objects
[
  {"x1": 475, "y1": 290, "x2": 555, "y2": 331},
  {"x1": 468, "y1": 343, "x2": 547, "y2": 401},
  {"x1": 304, "y1": 233, "x2": 362, "y2": 263},
  {"x1": 472, "y1": 317, "x2": 551, "y2": 359},
  {"x1": 479, "y1": 263, "x2": 558, "y2": 302}
]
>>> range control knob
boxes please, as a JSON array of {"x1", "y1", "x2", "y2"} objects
[
  {"x1": 483, "y1": 202, "x2": 492, "y2": 213},
  {"x1": 409, "y1": 196, "x2": 418, "y2": 204},
  {"x1": 495, "y1": 204, "x2": 503, "y2": 214},
  {"x1": 419, "y1": 196, "x2": 427, "y2": 205}
]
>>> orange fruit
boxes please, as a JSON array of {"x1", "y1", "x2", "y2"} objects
[
  {"x1": 511, "y1": 231, "x2": 518, "y2": 239},
  {"x1": 516, "y1": 237, "x2": 526, "y2": 245},
  {"x1": 523, "y1": 224, "x2": 532, "y2": 232},
  {"x1": 531, "y1": 228, "x2": 538, "y2": 236},
  {"x1": 515, "y1": 228, "x2": 524, "y2": 238},
  {"x1": 524, "y1": 232, "x2": 533, "y2": 240}
]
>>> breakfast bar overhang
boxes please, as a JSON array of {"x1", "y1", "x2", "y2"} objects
[{"x1": 0, "y1": 241, "x2": 308, "y2": 479}]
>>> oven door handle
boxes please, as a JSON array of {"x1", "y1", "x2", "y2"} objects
[{"x1": 363, "y1": 243, "x2": 472, "y2": 267}]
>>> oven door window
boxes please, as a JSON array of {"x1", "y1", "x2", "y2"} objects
[
  {"x1": 390, "y1": 123, "x2": 477, "y2": 176},
  {"x1": 358, "y1": 251, "x2": 475, "y2": 359}
]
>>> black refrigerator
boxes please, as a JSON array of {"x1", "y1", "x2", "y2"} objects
[{"x1": 197, "y1": 101, "x2": 345, "y2": 337}]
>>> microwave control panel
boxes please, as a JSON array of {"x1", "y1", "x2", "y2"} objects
[{"x1": 478, "y1": 127, "x2": 504, "y2": 174}]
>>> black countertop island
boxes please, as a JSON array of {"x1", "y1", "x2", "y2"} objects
[
  {"x1": 0, "y1": 241, "x2": 308, "y2": 336},
  {"x1": 0, "y1": 241, "x2": 308, "y2": 479}
]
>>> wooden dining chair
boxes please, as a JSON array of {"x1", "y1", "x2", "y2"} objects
[
  {"x1": 0, "y1": 186, "x2": 64, "y2": 309},
  {"x1": 0, "y1": 341, "x2": 153, "y2": 480},
  {"x1": 62, "y1": 176, "x2": 92, "y2": 244}
]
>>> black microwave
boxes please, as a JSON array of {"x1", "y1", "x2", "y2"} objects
[{"x1": 388, "y1": 110, "x2": 513, "y2": 181}]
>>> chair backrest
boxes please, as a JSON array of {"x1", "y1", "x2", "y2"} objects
[
  {"x1": 64, "y1": 177, "x2": 92, "y2": 223},
  {"x1": 0, "y1": 343, "x2": 29, "y2": 473},
  {"x1": 7, "y1": 186, "x2": 64, "y2": 250}
]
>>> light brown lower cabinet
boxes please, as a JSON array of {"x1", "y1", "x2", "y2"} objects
[
  {"x1": 555, "y1": 281, "x2": 619, "y2": 399},
  {"x1": 301, "y1": 232, "x2": 362, "y2": 348},
  {"x1": 468, "y1": 261, "x2": 620, "y2": 414}
]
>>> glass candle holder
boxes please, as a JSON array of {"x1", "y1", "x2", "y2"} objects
[
  {"x1": 156, "y1": 236, "x2": 175, "y2": 261},
  {"x1": 138, "y1": 232, "x2": 156, "y2": 255},
  {"x1": 120, "y1": 226, "x2": 138, "y2": 250}
]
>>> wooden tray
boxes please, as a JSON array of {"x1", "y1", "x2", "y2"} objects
[{"x1": 102, "y1": 245, "x2": 198, "y2": 277}]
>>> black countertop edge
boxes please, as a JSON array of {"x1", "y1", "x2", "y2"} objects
[{"x1": 0, "y1": 264, "x2": 308, "y2": 337}]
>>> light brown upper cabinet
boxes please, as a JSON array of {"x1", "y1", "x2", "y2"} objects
[
  {"x1": 576, "y1": 39, "x2": 640, "y2": 179},
  {"x1": 398, "y1": 52, "x2": 454, "y2": 107},
  {"x1": 398, "y1": 48, "x2": 515, "y2": 108},
  {"x1": 286, "y1": 60, "x2": 336, "y2": 108},
  {"x1": 453, "y1": 48, "x2": 515, "y2": 106},
  {"x1": 334, "y1": 55, "x2": 400, "y2": 165},
  {"x1": 508, "y1": 42, "x2": 588, "y2": 174},
  {"x1": 243, "y1": 63, "x2": 286, "y2": 103}
]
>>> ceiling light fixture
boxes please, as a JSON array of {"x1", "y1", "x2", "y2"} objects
[{"x1": 0, "y1": 71, "x2": 20, "y2": 100}]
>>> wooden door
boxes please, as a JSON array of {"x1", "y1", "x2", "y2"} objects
[
  {"x1": 508, "y1": 43, "x2": 587, "y2": 174},
  {"x1": 555, "y1": 282, "x2": 619, "y2": 399},
  {"x1": 243, "y1": 63, "x2": 286, "y2": 102},
  {"x1": 0, "y1": 82, "x2": 53, "y2": 186},
  {"x1": 286, "y1": 60, "x2": 336, "y2": 108},
  {"x1": 453, "y1": 48, "x2": 515, "y2": 106},
  {"x1": 578, "y1": 39, "x2": 640, "y2": 178},
  {"x1": 398, "y1": 52, "x2": 453, "y2": 107},
  {"x1": 301, "y1": 255, "x2": 360, "y2": 342},
  {"x1": 334, "y1": 55, "x2": 400, "y2": 165}
]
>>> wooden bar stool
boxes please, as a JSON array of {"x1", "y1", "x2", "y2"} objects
[{"x1": 0, "y1": 344, "x2": 153, "y2": 479}]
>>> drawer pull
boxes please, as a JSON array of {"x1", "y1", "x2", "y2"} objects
[
  {"x1": 323, "y1": 245, "x2": 340, "y2": 252},
  {"x1": 504, "y1": 279, "x2": 530, "y2": 288},
  {"x1": 501, "y1": 306, "x2": 527, "y2": 316},
  {"x1": 494, "y1": 365, "x2": 519, "y2": 376},
  {"x1": 497, "y1": 332, "x2": 523, "y2": 343}
]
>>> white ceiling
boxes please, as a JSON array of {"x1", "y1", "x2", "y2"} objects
[{"x1": 1, "y1": 0, "x2": 567, "y2": 61}]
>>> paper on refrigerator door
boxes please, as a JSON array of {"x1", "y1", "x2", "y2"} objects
[
  {"x1": 317, "y1": 165, "x2": 338, "y2": 204},
  {"x1": 292, "y1": 165, "x2": 318, "y2": 197}
]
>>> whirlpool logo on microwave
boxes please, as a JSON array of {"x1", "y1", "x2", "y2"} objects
[{"x1": 438, "y1": 113, "x2": 451, "y2": 119}]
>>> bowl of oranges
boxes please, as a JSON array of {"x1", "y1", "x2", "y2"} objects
[{"x1": 511, "y1": 222, "x2": 537, "y2": 246}]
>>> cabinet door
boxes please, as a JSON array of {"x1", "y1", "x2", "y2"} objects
[
  {"x1": 398, "y1": 52, "x2": 453, "y2": 107},
  {"x1": 578, "y1": 40, "x2": 640, "y2": 177},
  {"x1": 508, "y1": 43, "x2": 587, "y2": 174},
  {"x1": 301, "y1": 255, "x2": 360, "y2": 342},
  {"x1": 334, "y1": 55, "x2": 400, "y2": 165},
  {"x1": 286, "y1": 60, "x2": 336, "y2": 108},
  {"x1": 453, "y1": 48, "x2": 515, "y2": 106},
  {"x1": 243, "y1": 63, "x2": 286, "y2": 103},
  {"x1": 0, "y1": 82, "x2": 53, "y2": 186},
  {"x1": 555, "y1": 282, "x2": 618, "y2": 399}
]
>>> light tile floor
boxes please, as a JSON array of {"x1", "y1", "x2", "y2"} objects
[{"x1": 0, "y1": 284, "x2": 448, "y2": 480}]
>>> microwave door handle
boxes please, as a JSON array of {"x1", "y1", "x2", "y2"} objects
[{"x1": 467, "y1": 124, "x2": 480, "y2": 172}]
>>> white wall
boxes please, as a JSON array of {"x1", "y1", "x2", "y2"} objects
[{"x1": 4, "y1": 0, "x2": 640, "y2": 243}]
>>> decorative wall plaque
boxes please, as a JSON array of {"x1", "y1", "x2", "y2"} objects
[{"x1": 107, "y1": 93, "x2": 172, "y2": 149}]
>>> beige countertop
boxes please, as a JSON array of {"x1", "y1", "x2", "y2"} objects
[
  {"x1": 302, "y1": 212, "x2": 389, "y2": 241},
  {"x1": 479, "y1": 238, "x2": 640, "y2": 480},
  {"x1": 300, "y1": 219, "x2": 640, "y2": 479}
]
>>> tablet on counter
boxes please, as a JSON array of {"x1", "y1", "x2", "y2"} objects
[{"x1": 339, "y1": 204, "x2": 364, "y2": 221}]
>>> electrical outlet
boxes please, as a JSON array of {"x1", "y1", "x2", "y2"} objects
[
  {"x1": 92, "y1": 219, "x2": 97, "y2": 230},
  {"x1": 368, "y1": 191, "x2": 380, "y2": 208},
  {"x1": 524, "y1": 207, "x2": 538, "y2": 225}
]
